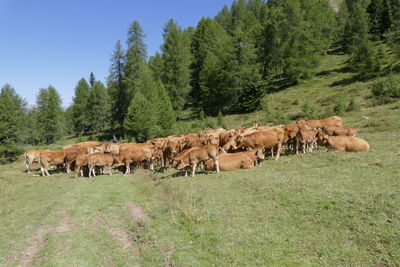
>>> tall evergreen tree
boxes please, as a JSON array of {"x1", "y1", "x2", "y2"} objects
[
  {"x1": 191, "y1": 18, "x2": 236, "y2": 115},
  {"x1": 36, "y1": 86, "x2": 63, "y2": 144},
  {"x1": 0, "y1": 84, "x2": 26, "y2": 144},
  {"x1": 148, "y1": 52, "x2": 164, "y2": 82},
  {"x1": 71, "y1": 78, "x2": 90, "y2": 135},
  {"x1": 108, "y1": 40, "x2": 126, "y2": 134},
  {"x1": 125, "y1": 21, "x2": 147, "y2": 101},
  {"x1": 85, "y1": 81, "x2": 110, "y2": 135},
  {"x1": 367, "y1": 0, "x2": 392, "y2": 39},
  {"x1": 346, "y1": 1, "x2": 380, "y2": 79},
  {"x1": 89, "y1": 72, "x2": 96, "y2": 87},
  {"x1": 124, "y1": 63, "x2": 176, "y2": 141},
  {"x1": 388, "y1": 0, "x2": 400, "y2": 57},
  {"x1": 161, "y1": 19, "x2": 192, "y2": 111}
]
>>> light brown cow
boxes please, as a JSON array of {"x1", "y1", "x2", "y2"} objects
[
  {"x1": 236, "y1": 127, "x2": 284, "y2": 160},
  {"x1": 297, "y1": 129, "x2": 318, "y2": 153},
  {"x1": 75, "y1": 154, "x2": 92, "y2": 178},
  {"x1": 64, "y1": 147, "x2": 88, "y2": 173},
  {"x1": 204, "y1": 150, "x2": 265, "y2": 171},
  {"x1": 63, "y1": 141, "x2": 102, "y2": 150},
  {"x1": 24, "y1": 149, "x2": 50, "y2": 173},
  {"x1": 114, "y1": 144, "x2": 158, "y2": 175},
  {"x1": 39, "y1": 150, "x2": 67, "y2": 176},
  {"x1": 87, "y1": 153, "x2": 116, "y2": 178},
  {"x1": 297, "y1": 116, "x2": 342, "y2": 129},
  {"x1": 317, "y1": 132, "x2": 369, "y2": 152},
  {"x1": 175, "y1": 144, "x2": 220, "y2": 177},
  {"x1": 323, "y1": 126, "x2": 357, "y2": 137}
]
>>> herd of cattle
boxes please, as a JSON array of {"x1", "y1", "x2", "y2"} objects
[{"x1": 24, "y1": 116, "x2": 369, "y2": 177}]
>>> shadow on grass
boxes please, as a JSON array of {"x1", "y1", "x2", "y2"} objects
[{"x1": 329, "y1": 76, "x2": 359, "y2": 87}]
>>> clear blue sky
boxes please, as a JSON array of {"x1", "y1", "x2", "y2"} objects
[{"x1": 0, "y1": 0, "x2": 234, "y2": 106}]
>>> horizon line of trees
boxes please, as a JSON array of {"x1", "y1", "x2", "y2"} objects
[{"x1": 1, "y1": 0, "x2": 400, "y2": 162}]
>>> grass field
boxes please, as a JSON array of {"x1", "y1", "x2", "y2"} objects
[{"x1": 1, "y1": 54, "x2": 400, "y2": 266}]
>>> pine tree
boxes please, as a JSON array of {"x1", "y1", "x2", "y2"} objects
[
  {"x1": 124, "y1": 91, "x2": 158, "y2": 142},
  {"x1": 108, "y1": 40, "x2": 126, "y2": 134},
  {"x1": 367, "y1": 0, "x2": 392, "y2": 39},
  {"x1": 161, "y1": 19, "x2": 192, "y2": 111},
  {"x1": 89, "y1": 72, "x2": 96, "y2": 87},
  {"x1": 125, "y1": 21, "x2": 147, "y2": 101},
  {"x1": 85, "y1": 81, "x2": 110, "y2": 135},
  {"x1": 36, "y1": 86, "x2": 63, "y2": 144},
  {"x1": 148, "y1": 52, "x2": 164, "y2": 81},
  {"x1": 71, "y1": 78, "x2": 90, "y2": 135},
  {"x1": 388, "y1": 0, "x2": 400, "y2": 57},
  {"x1": 155, "y1": 81, "x2": 176, "y2": 136},
  {"x1": 191, "y1": 18, "x2": 236, "y2": 115},
  {"x1": 0, "y1": 84, "x2": 26, "y2": 144},
  {"x1": 346, "y1": 1, "x2": 380, "y2": 79}
]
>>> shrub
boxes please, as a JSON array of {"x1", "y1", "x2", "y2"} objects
[
  {"x1": 347, "y1": 98, "x2": 360, "y2": 112},
  {"x1": 0, "y1": 144, "x2": 23, "y2": 164},
  {"x1": 204, "y1": 117, "x2": 216, "y2": 129},
  {"x1": 217, "y1": 111, "x2": 224, "y2": 126},
  {"x1": 333, "y1": 97, "x2": 346, "y2": 115},
  {"x1": 371, "y1": 77, "x2": 400, "y2": 98},
  {"x1": 301, "y1": 101, "x2": 315, "y2": 119}
]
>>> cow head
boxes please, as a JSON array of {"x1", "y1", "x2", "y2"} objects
[
  {"x1": 223, "y1": 136, "x2": 237, "y2": 152},
  {"x1": 176, "y1": 160, "x2": 189, "y2": 170},
  {"x1": 316, "y1": 130, "x2": 329, "y2": 145}
]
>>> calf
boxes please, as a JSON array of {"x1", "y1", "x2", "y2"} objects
[
  {"x1": 39, "y1": 150, "x2": 66, "y2": 176},
  {"x1": 87, "y1": 153, "x2": 116, "y2": 178},
  {"x1": 317, "y1": 132, "x2": 369, "y2": 152},
  {"x1": 298, "y1": 129, "x2": 318, "y2": 153},
  {"x1": 24, "y1": 149, "x2": 50, "y2": 173},
  {"x1": 75, "y1": 153, "x2": 92, "y2": 178},
  {"x1": 114, "y1": 144, "x2": 158, "y2": 175},
  {"x1": 175, "y1": 144, "x2": 220, "y2": 177}
]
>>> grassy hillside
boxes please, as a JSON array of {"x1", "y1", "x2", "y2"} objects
[{"x1": 1, "y1": 53, "x2": 400, "y2": 266}]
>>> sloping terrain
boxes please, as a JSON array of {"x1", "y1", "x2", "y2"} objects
[{"x1": 1, "y1": 53, "x2": 399, "y2": 266}]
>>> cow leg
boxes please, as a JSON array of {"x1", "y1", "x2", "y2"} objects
[
  {"x1": 214, "y1": 159, "x2": 220, "y2": 173},
  {"x1": 124, "y1": 162, "x2": 130, "y2": 175},
  {"x1": 88, "y1": 165, "x2": 92, "y2": 178},
  {"x1": 271, "y1": 147, "x2": 274, "y2": 158},
  {"x1": 296, "y1": 138, "x2": 300, "y2": 155},
  {"x1": 75, "y1": 166, "x2": 80, "y2": 178},
  {"x1": 91, "y1": 168, "x2": 96, "y2": 177},
  {"x1": 25, "y1": 157, "x2": 31, "y2": 174},
  {"x1": 275, "y1": 142, "x2": 282, "y2": 161},
  {"x1": 191, "y1": 162, "x2": 197, "y2": 177}
]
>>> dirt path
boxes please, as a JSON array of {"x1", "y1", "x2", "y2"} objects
[
  {"x1": 17, "y1": 211, "x2": 72, "y2": 267},
  {"x1": 126, "y1": 202, "x2": 152, "y2": 223}
]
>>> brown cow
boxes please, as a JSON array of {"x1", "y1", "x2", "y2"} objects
[
  {"x1": 75, "y1": 154, "x2": 92, "y2": 178},
  {"x1": 114, "y1": 144, "x2": 158, "y2": 175},
  {"x1": 204, "y1": 150, "x2": 265, "y2": 171},
  {"x1": 39, "y1": 150, "x2": 66, "y2": 176},
  {"x1": 24, "y1": 149, "x2": 50, "y2": 173},
  {"x1": 63, "y1": 141, "x2": 102, "y2": 150},
  {"x1": 175, "y1": 144, "x2": 220, "y2": 177},
  {"x1": 87, "y1": 153, "x2": 116, "y2": 178},
  {"x1": 64, "y1": 147, "x2": 89, "y2": 173},
  {"x1": 297, "y1": 116, "x2": 342, "y2": 129},
  {"x1": 323, "y1": 126, "x2": 357, "y2": 137},
  {"x1": 236, "y1": 127, "x2": 284, "y2": 160},
  {"x1": 317, "y1": 132, "x2": 369, "y2": 152},
  {"x1": 297, "y1": 129, "x2": 318, "y2": 153}
]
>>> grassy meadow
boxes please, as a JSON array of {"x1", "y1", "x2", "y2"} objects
[{"x1": 1, "y1": 54, "x2": 400, "y2": 266}]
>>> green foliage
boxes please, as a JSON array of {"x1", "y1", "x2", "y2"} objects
[
  {"x1": 199, "y1": 110, "x2": 205, "y2": 120},
  {"x1": 333, "y1": 97, "x2": 347, "y2": 115},
  {"x1": 125, "y1": 21, "x2": 147, "y2": 98},
  {"x1": 217, "y1": 111, "x2": 224, "y2": 126},
  {"x1": 161, "y1": 19, "x2": 192, "y2": 111},
  {"x1": 124, "y1": 91, "x2": 158, "y2": 142},
  {"x1": 347, "y1": 98, "x2": 361, "y2": 112},
  {"x1": 71, "y1": 78, "x2": 90, "y2": 135},
  {"x1": 85, "y1": 81, "x2": 110, "y2": 135},
  {"x1": 124, "y1": 64, "x2": 176, "y2": 141},
  {"x1": 89, "y1": 72, "x2": 96, "y2": 87},
  {"x1": 0, "y1": 144, "x2": 23, "y2": 164},
  {"x1": 108, "y1": 40, "x2": 126, "y2": 135},
  {"x1": 301, "y1": 101, "x2": 315, "y2": 119},
  {"x1": 36, "y1": 85, "x2": 63, "y2": 144},
  {"x1": 0, "y1": 84, "x2": 26, "y2": 145},
  {"x1": 371, "y1": 76, "x2": 400, "y2": 98},
  {"x1": 148, "y1": 52, "x2": 164, "y2": 82}
]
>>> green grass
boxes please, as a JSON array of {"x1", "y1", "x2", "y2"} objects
[{"x1": 1, "y1": 53, "x2": 400, "y2": 266}]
